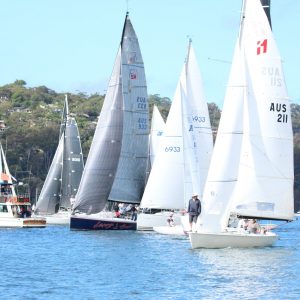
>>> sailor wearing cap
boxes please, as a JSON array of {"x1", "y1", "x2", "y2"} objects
[{"x1": 187, "y1": 193, "x2": 201, "y2": 232}]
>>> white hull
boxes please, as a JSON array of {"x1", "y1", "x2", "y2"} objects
[
  {"x1": 137, "y1": 212, "x2": 182, "y2": 231},
  {"x1": 46, "y1": 212, "x2": 70, "y2": 225},
  {"x1": 0, "y1": 217, "x2": 46, "y2": 228},
  {"x1": 153, "y1": 225, "x2": 187, "y2": 236},
  {"x1": 189, "y1": 231, "x2": 278, "y2": 249}
]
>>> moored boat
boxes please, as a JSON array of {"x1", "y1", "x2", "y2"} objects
[{"x1": 0, "y1": 145, "x2": 46, "y2": 228}]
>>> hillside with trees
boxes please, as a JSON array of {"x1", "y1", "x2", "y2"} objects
[{"x1": 0, "y1": 80, "x2": 299, "y2": 211}]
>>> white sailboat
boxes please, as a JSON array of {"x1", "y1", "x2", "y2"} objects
[
  {"x1": 189, "y1": 0, "x2": 294, "y2": 249},
  {"x1": 138, "y1": 40, "x2": 213, "y2": 233},
  {"x1": 0, "y1": 144, "x2": 46, "y2": 228},
  {"x1": 70, "y1": 13, "x2": 149, "y2": 230},
  {"x1": 34, "y1": 95, "x2": 84, "y2": 224}
]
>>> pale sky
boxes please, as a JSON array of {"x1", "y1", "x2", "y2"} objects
[{"x1": 0, "y1": 0, "x2": 299, "y2": 107}]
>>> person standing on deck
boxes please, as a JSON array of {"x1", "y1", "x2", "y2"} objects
[{"x1": 187, "y1": 194, "x2": 201, "y2": 232}]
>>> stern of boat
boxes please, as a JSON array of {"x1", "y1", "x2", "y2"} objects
[{"x1": 189, "y1": 231, "x2": 278, "y2": 249}]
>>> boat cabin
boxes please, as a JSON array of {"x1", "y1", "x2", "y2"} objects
[{"x1": 0, "y1": 195, "x2": 32, "y2": 219}]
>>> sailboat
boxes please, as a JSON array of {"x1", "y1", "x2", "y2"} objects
[
  {"x1": 189, "y1": 0, "x2": 294, "y2": 249},
  {"x1": 70, "y1": 12, "x2": 149, "y2": 231},
  {"x1": 34, "y1": 95, "x2": 84, "y2": 224},
  {"x1": 149, "y1": 105, "x2": 166, "y2": 166},
  {"x1": 0, "y1": 144, "x2": 46, "y2": 227},
  {"x1": 138, "y1": 40, "x2": 213, "y2": 232}
]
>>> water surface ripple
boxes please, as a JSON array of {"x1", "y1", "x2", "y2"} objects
[{"x1": 1, "y1": 220, "x2": 299, "y2": 299}]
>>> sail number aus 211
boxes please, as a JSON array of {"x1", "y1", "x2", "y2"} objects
[{"x1": 269, "y1": 102, "x2": 288, "y2": 123}]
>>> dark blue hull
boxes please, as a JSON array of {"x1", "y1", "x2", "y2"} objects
[{"x1": 70, "y1": 215, "x2": 137, "y2": 230}]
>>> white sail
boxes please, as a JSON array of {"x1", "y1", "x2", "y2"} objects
[
  {"x1": 183, "y1": 43, "x2": 213, "y2": 199},
  {"x1": 229, "y1": 0, "x2": 294, "y2": 221},
  {"x1": 201, "y1": 41, "x2": 245, "y2": 233},
  {"x1": 140, "y1": 74, "x2": 185, "y2": 209},
  {"x1": 141, "y1": 41, "x2": 213, "y2": 210},
  {"x1": 149, "y1": 105, "x2": 165, "y2": 166}
]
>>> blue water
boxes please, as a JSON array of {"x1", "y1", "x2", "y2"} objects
[{"x1": 1, "y1": 220, "x2": 300, "y2": 300}]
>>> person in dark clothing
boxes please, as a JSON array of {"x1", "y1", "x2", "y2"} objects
[
  {"x1": 187, "y1": 194, "x2": 201, "y2": 231},
  {"x1": 131, "y1": 205, "x2": 138, "y2": 221}
]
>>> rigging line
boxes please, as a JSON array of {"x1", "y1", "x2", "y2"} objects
[
  {"x1": 207, "y1": 57, "x2": 231, "y2": 64},
  {"x1": 265, "y1": 220, "x2": 294, "y2": 229}
]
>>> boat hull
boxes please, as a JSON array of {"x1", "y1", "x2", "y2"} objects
[
  {"x1": 137, "y1": 212, "x2": 182, "y2": 231},
  {"x1": 70, "y1": 215, "x2": 137, "y2": 230},
  {"x1": 189, "y1": 231, "x2": 278, "y2": 249},
  {"x1": 0, "y1": 217, "x2": 46, "y2": 228},
  {"x1": 45, "y1": 212, "x2": 70, "y2": 225},
  {"x1": 153, "y1": 225, "x2": 187, "y2": 236}
]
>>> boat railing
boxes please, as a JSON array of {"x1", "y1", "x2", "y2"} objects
[{"x1": 0, "y1": 195, "x2": 30, "y2": 204}]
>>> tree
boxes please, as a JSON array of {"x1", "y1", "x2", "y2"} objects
[{"x1": 14, "y1": 79, "x2": 26, "y2": 86}]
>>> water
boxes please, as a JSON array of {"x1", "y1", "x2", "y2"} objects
[{"x1": 1, "y1": 220, "x2": 300, "y2": 300}]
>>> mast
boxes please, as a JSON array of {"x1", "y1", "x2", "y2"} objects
[
  {"x1": 120, "y1": 11, "x2": 129, "y2": 47},
  {"x1": 59, "y1": 94, "x2": 69, "y2": 138},
  {"x1": 260, "y1": 0, "x2": 272, "y2": 29},
  {"x1": 185, "y1": 38, "x2": 192, "y2": 75},
  {"x1": 238, "y1": 0, "x2": 247, "y2": 48}
]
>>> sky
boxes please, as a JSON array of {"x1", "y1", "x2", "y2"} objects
[{"x1": 0, "y1": 0, "x2": 299, "y2": 108}]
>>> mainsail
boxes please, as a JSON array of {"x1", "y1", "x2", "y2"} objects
[
  {"x1": 35, "y1": 96, "x2": 84, "y2": 214},
  {"x1": 73, "y1": 13, "x2": 149, "y2": 214},
  {"x1": 60, "y1": 117, "x2": 84, "y2": 209},
  {"x1": 183, "y1": 41, "x2": 213, "y2": 199}
]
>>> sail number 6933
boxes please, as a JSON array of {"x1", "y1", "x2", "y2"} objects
[{"x1": 165, "y1": 146, "x2": 181, "y2": 152}]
